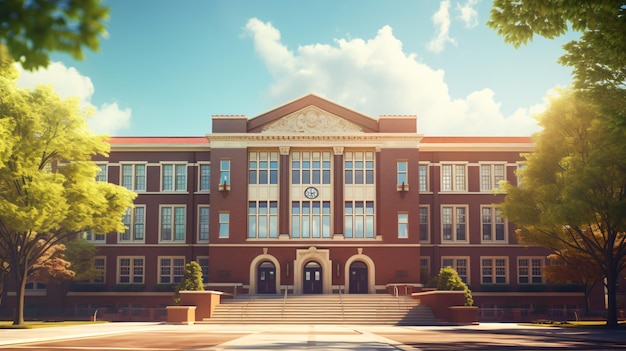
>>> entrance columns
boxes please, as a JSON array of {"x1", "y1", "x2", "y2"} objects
[
  {"x1": 344, "y1": 249, "x2": 376, "y2": 294},
  {"x1": 293, "y1": 247, "x2": 332, "y2": 294}
]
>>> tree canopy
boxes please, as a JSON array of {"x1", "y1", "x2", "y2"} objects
[
  {"x1": 0, "y1": 63, "x2": 136, "y2": 325},
  {"x1": 0, "y1": 0, "x2": 109, "y2": 70},
  {"x1": 500, "y1": 88, "x2": 626, "y2": 327}
]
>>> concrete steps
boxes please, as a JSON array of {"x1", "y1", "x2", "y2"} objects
[{"x1": 204, "y1": 294, "x2": 441, "y2": 325}]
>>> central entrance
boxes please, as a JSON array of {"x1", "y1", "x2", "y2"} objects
[
  {"x1": 303, "y1": 261, "x2": 323, "y2": 294},
  {"x1": 257, "y1": 261, "x2": 276, "y2": 294},
  {"x1": 349, "y1": 261, "x2": 368, "y2": 294}
]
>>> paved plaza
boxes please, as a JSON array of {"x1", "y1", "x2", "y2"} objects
[{"x1": 1, "y1": 322, "x2": 625, "y2": 350}]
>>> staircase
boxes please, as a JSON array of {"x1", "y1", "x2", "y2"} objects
[{"x1": 204, "y1": 294, "x2": 441, "y2": 325}]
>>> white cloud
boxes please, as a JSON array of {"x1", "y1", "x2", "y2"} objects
[
  {"x1": 427, "y1": 0, "x2": 456, "y2": 53},
  {"x1": 244, "y1": 18, "x2": 543, "y2": 136},
  {"x1": 457, "y1": 0, "x2": 480, "y2": 28},
  {"x1": 16, "y1": 62, "x2": 131, "y2": 135}
]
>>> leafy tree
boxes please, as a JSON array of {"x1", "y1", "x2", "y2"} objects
[
  {"x1": 437, "y1": 266, "x2": 473, "y2": 306},
  {"x1": 174, "y1": 261, "x2": 204, "y2": 305},
  {"x1": 500, "y1": 88, "x2": 626, "y2": 328},
  {"x1": 0, "y1": 63, "x2": 136, "y2": 325},
  {"x1": 545, "y1": 251, "x2": 602, "y2": 314},
  {"x1": 488, "y1": 1, "x2": 626, "y2": 125},
  {"x1": 0, "y1": 0, "x2": 110, "y2": 70}
]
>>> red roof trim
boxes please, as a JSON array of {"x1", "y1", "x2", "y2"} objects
[
  {"x1": 106, "y1": 136, "x2": 209, "y2": 145},
  {"x1": 421, "y1": 136, "x2": 532, "y2": 143}
]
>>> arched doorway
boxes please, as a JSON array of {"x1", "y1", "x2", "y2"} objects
[
  {"x1": 303, "y1": 261, "x2": 323, "y2": 294},
  {"x1": 257, "y1": 261, "x2": 276, "y2": 294},
  {"x1": 349, "y1": 261, "x2": 368, "y2": 294}
]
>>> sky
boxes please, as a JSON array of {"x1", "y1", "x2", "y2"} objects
[{"x1": 16, "y1": 0, "x2": 580, "y2": 137}]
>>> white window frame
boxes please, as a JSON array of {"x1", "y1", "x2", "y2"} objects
[
  {"x1": 442, "y1": 257, "x2": 470, "y2": 284},
  {"x1": 161, "y1": 162, "x2": 188, "y2": 192},
  {"x1": 219, "y1": 212, "x2": 230, "y2": 238},
  {"x1": 479, "y1": 163, "x2": 506, "y2": 192},
  {"x1": 441, "y1": 205, "x2": 468, "y2": 243},
  {"x1": 291, "y1": 151, "x2": 331, "y2": 185},
  {"x1": 481, "y1": 257, "x2": 509, "y2": 284},
  {"x1": 481, "y1": 206, "x2": 507, "y2": 243},
  {"x1": 198, "y1": 205, "x2": 210, "y2": 242},
  {"x1": 117, "y1": 256, "x2": 144, "y2": 284},
  {"x1": 249, "y1": 151, "x2": 279, "y2": 185},
  {"x1": 82, "y1": 229, "x2": 106, "y2": 244},
  {"x1": 198, "y1": 162, "x2": 211, "y2": 192},
  {"x1": 248, "y1": 201, "x2": 279, "y2": 238},
  {"x1": 518, "y1": 257, "x2": 544, "y2": 284},
  {"x1": 440, "y1": 163, "x2": 467, "y2": 192},
  {"x1": 419, "y1": 163, "x2": 429, "y2": 192},
  {"x1": 95, "y1": 163, "x2": 108, "y2": 182},
  {"x1": 344, "y1": 201, "x2": 375, "y2": 239},
  {"x1": 120, "y1": 163, "x2": 147, "y2": 191},
  {"x1": 219, "y1": 159, "x2": 230, "y2": 186},
  {"x1": 516, "y1": 162, "x2": 527, "y2": 187},
  {"x1": 419, "y1": 205, "x2": 430, "y2": 243},
  {"x1": 196, "y1": 256, "x2": 209, "y2": 284},
  {"x1": 291, "y1": 201, "x2": 331, "y2": 238},
  {"x1": 92, "y1": 256, "x2": 106, "y2": 283},
  {"x1": 159, "y1": 205, "x2": 186, "y2": 243},
  {"x1": 344, "y1": 151, "x2": 375, "y2": 185},
  {"x1": 119, "y1": 206, "x2": 145, "y2": 243},
  {"x1": 158, "y1": 256, "x2": 186, "y2": 284},
  {"x1": 397, "y1": 161, "x2": 408, "y2": 189},
  {"x1": 398, "y1": 212, "x2": 409, "y2": 239}
]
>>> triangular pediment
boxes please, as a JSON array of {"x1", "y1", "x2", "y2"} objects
[{"x1": 247, "y1": 94, "x2": 379, "y2": 133}]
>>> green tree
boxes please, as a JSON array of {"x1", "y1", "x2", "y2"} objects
[
  {"x1": 0, "y1": 63, "x2": 136, "y2": 325},
  {"x1": 437, "y1": 266, "x2": 473, "y2": 306},
  {"x1": 488, "y1": 1, "x2": 626, "y2": 125},
  {"x1": 545, "y1": 251, "x2": 602, "y2": 314},
  {"x1": 174, "y1": 261, "x2": 205, "y2": 305},
  {"x1": 500, "y1": 88, "x2": 626, "y2": 328},
  {"x1": 0, "y1": 0, "x2": 109, "y2": 70}
]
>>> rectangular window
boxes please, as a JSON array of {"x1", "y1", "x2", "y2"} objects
[
  {"x1": 96, "y1": 164, "x2": 107, "y2": 182},
  {"x1": 120, "y1": 206, "x2": 145, "y2": 242},
  {"x1": 199, "y1": 163, "x2": 211, "y2": 191},
  {"x1": 398, "y1": 213, "x2": 408, "y2": 238},
  {"x1": 198, "y1": 206, "x2": 210, "y2": 242},
  {"x1": 420, "y1": 257, "x2": 431, "y2": 281},
  {"x1": 197, "y1": 256, "x2": 209, "y2": 284},
  {"x1": 481, "y1": 206, "x2": 506, "y2": 242},
  {"x1": 442, "y1": 205, "x2": 467, "y2": 242},
  {"x1": 291, "y1": 151, "x2": 331, "y2": 185},
  {"x1": 518, "y1": 257, "x2": 544, "y2": 284},
  {"x1": 442, "y1": 257, "x2": 469, "y2": 283},
  {"x1": 219, "y1": 160, "x2": 230, "y2": 185},
  {"x1": 162, "y1": 163, "x2": 187, "y2": 191},
  {"x1": 159, "y1": 257, "x2": 185, "y2": 284},
  {"x1": 419, "y1": 164, "x2": 429, "y2": 192},
  {"x1": 291, "y1": 201, "x2": 331, "y2": 238},
  {"x1": 516, "y1": 162, "x2": 526, "y2": 186},
  {"x1": 248, "y1": 201, "x2": 278, "y2": 238},
  {"x1": 121, "y1": 164, "x2": 146, "y2": 191},
  {"x1": 344, "y1": 201, "x2": 375, "y2": 238},
  {"x1": 82, "y1": 229, "x2": 106, "y2": 244},
  {"x1": 344, "y1": 151, "x2": 374, "y2": 185},
  {"x1": 481, "y1": 257, "x2": 508, "y2": 284},
  {"x1": 118, "y1": 257, "x2": 144, "y2": 284},
  {"x1": 397, "y1": 161, "x2": 408, "y2": 186},
  {"x1": 441, "y1": 164, "x2": 466, "y2": 192},
  {"x1": 249, "y1": 151, "x2": 279, "y2": 185},
  {"x1": 480, "y1": 164, "x2": 506, "y2": 192},
  {"x1": 219, "y1": 212, "x2": 230, "y2": 238},
  {"x1": 160, "y1": 205, "x2": 186, "y2": 242},
  {"x1": 419, "y1": 206, "x2": 429, "y2": 242},
  {"x1": 93, "y1": 257, "x2": 106, "y2": 283}
]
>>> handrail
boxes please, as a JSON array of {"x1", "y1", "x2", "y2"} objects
[
  {"x1": 338, "y1": 285, "x2": 344, "y2": 320},
  {"x1": 281, "y1": 286, "x2": 288, "y2": 316}
]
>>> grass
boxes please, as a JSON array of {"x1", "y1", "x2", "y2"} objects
[{"x1": 0, "y1": 320, "x2": 107, "y2": 329}]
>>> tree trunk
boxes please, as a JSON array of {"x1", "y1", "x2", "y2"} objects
[
  {"x1": 13, "y1": 266, "x2": 27, "y2": 326},
  {"x1": 606, "y1": 269, "x2": 618, "y2": 328}
]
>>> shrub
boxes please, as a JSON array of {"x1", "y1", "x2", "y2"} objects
[
  {"x1": 436, "y1": 266, "x2": 474, "y2": 306},
  {"x1": 174, "y1": 261, "x2": 205, "y2": 304}
]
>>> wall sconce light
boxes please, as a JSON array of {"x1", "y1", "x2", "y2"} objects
[
  {"x1": 397, "y1": 181, "x2": 408, "y2": 198},
  {"x1": 336, "y1": 262, "x2": 341, "y2": 278},
  {"x1": 285, "y1": 262, "x2": 290, "y2": 278},
  {"x1": 218, "y1": 178, "x2": 230, "y2": 196}
]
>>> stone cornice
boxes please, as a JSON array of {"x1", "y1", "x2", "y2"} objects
[{"x1": 207, "y1": 133, "x2": 423, "y2": 148}]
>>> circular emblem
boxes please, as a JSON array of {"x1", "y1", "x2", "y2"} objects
[{"x1": 304, "y1": 187, "x2": 319, "y2": 199}]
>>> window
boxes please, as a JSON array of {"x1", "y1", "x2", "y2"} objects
[
  {"x1": 518, "y1": 257, "x2": 543, "y2": 284},
  {"x1": 248, "y1": 201, "x2": 278, "y2": 238},
  {"x1": 291, "y1": 151, "x2": 331, "y2": 185},
  {"x1": 160, "y1": 205, "x2": 186, "y2": 242},
  {"x1": 481, "y1": 257, "x2": 508, "y2": 284},
  {"x1": 442, "y1": 205, "x2": 467, "y2": 242},
  {"x1": 25, "y1": 282, "x2": 47, "y2": 295},
  {"x1": 442, "y1": 257, "x2": 469, "y2": 283},
  {"x1": 249, "y1": 151, "x2": 278, "y2": 185},
  {"x1": 198, "y1": 206, "x2": 210, "y2": 242},
  {"x1": 419, "y1": 206, "x2": 429, "y2": 242},
  {"x1": 121, "y1": 163, "x2": 146, "y2": 191},
  {"x1": 159, "y1": 257, "x2": 185, "y2": 284},
  {"x1": 291, "y1": 201, "x2": 331, "y2": 238},
  {"x1": 398, "y1": 213, "x2": 408, "y2": 238},
  {"x1": 516, "y1": 162, "x2": 526, "y2": 186},
  {"x1": 119, "y1": 206, "x2": 145, "y2": 242},
  {"x1": 397, "y1": 161, "x2": 408, "y2": 186},
  {"x1": 481, "y1": 206, "x2": 506, "y2": 242},
  {"x1": 219, "y1": 160, "x2": 230, "y2": 185},
  {"x1": 420, "y1": 257, "x2": 431, "y2": 281},
  {"x1": 441, "y1": 164, "x2": 466, "y2": 192},
  {"x1": 480, "y1": 163, "x2": 506, "y2": 192},
  {"x1": 96, "y1": 164, "x2": 107, "y2": 182},
  {"x1": 344, "y1": 201, "x2": 375, "y2": 238},
  {"x1": 197, "y1": 256, "x2": 209, "y2": 284},
  {"x1": 92, "y1": 257, "x2": 106, "y2": 283},
  {"x1": 162, "y1": 163, "x2": 187, "y2": 191},
  {"x1": 419, "y1": 164, "x2": 429, "y2": 192},
  {"x1": 118, "y1": 257, "x2": 144, "y2": 283},
  {"x1": 82, "y1": 229, "x2": 106, "y2": 244},
  {"x1": 345, "y1": 151, "x2": 374, "y2": 184},
  {"x1": 219, "y1": 212, "x2": 230, "y2": 238},
  {"x1": 199, "y1": 163, "x2": 211, "y2": 191}
]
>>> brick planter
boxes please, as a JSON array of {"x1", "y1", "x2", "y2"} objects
[
  {"x1": 166, "y1": 306, "x2": 196, "y2": 324},
  {"x1": 449, "y1": 306, "x2": 478, "y2": 325},
  {"x1": 179, "y1": 290, "x2": 223, "y2": 321}
]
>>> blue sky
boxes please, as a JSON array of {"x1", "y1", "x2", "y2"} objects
[{"x1": 16, "y1": 0, "x2": 580, "y2": 136}]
